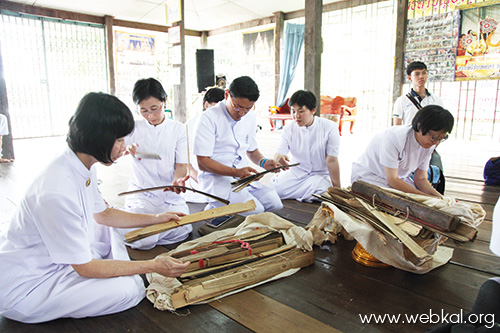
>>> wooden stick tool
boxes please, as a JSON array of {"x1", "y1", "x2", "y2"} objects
[{"x1": 124, "y1": 200, "x2": 256, "y2": 243}]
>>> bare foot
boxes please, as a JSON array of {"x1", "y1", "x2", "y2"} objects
[{"x1": 0, "y1": 157, "x2": 14, "y2": 163}]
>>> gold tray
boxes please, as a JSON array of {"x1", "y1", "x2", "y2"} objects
[{"x1": 351, "y1": 242, "x2": 390, "y2": 268}]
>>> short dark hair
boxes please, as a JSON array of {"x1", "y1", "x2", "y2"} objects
[
  {"x1": 412, "y1": 104, "x2": 454, "y2": 135},
  {"x1": 406, "y1": 61, "x2": 427, "y2": 76},
  {"x1": 132, "y1": 78, "x2": 167, "y2": 105},
  {"x1": 67, "y1": 92, "x2": 134, "y2": 164},
  {"x1": 289, "y1": 90, "x2": 317, "y2": 110},
  {"x1": 228, "y1": 76, "x2": 260, "y2": 102},
  {"x1": 203, "y1": 87, "x2": 225, "y2": 105}
]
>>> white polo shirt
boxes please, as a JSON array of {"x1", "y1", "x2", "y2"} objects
[
  {"x1": 0, "y1": 148, "x2": 107, "y2": 305},
  {"x1": 351, "y1": 124, "x2": 435, "y2": 188},
  {"x1": 276, "y1": 116, "x2": 340, "y2": 177},
  {"x1": 193, "y1": 101, "x2": 258, "y2": 198},
  {"x1": 125, "y1": 118, "x2": 188, "y2": 205},
  {"x1": 393, "y1": 91, "x2": 444, "y2": 124}
]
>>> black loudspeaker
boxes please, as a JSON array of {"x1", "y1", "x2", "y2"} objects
[{"x1": 196, "y1": 49, "x2": 215, "y2": 93}]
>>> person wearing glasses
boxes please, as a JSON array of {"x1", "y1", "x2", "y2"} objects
[
  {"x1": 270, "y1": 90, "x2": 341, "y2": 202},
  {"x1": 194, "y1": 76, "x2": 283, "y2": 214},
  {"x1": 0, "y1": 93, "x2": 189, "y2": 323},
  {"x1": 351, "y1": 105, "x2": 454, "y2": 198},
  {"x1": 119, "y1": 78, "x2": 192, "y2": 250}
]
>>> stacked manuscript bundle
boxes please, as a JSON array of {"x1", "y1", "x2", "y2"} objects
[{"x1": 146, "y1": 216, "x2": 316, "y2": 311}]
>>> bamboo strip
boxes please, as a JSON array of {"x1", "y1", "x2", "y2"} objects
[
  {"x1": 124, "y1": 200, "x2": 257, "y2": 243},
  {"x1": 356, "y1": 199, "x2": 431, "y2": 261}
]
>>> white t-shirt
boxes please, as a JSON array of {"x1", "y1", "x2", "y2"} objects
[
  {"x1": 0, "y1": 113, "x2": 8, "y2": 136},
  {"x1": 194, "y1": 101, "x2": 258, "y2": 198},
  {"x1": 125, "y1": 118, "x2": 188, "y2": 205},
  {"x1": 351, "y1": 124, "x2": 435, "y2": 188},
  {"x1": 393, "y1": 91, "x2": 444, "y2": 124},
  {"x1": 0, "y1": 148, "x2": 107, "y2": 305},
  {"x1": 276, "y1": 116, "x2": 340, "y2": 177}
]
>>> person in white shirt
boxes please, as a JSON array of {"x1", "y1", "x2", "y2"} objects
[
  {"x1": 351, "y1": 105, "x2": 454, "y2": 198},
  {"x1": 194, "y1": 76, "x2": 283, "y2": 214},
  {"x1": 184, "y1": 87, "x2": 225, "y2": 203},
  {"x1": 393, "y1": 61, "x2": 444, "y2": 126},
  {"x1": 0, "y1": 113, "x2": 14, "y2": 163},
  {"x1": 270, "y1": 90, "x2": 340, "y2": 202},
  {"x1": 120, "y1": 78, "x2": 192, "y2": 250},
  {"x1": 0, "y1": 92, "x2": 189, "y2": 324}
]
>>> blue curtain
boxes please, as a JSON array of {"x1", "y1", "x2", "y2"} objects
[{"x1": 276, "y1": 23, "x2": 305, "y2": 107}]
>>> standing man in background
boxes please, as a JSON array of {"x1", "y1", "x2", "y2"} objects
[{"x1": 393, "y1": 61, "x2": 444, "y2": 126}]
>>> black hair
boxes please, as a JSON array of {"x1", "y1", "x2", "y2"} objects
[
  {"x1": 288, "y1": 90, "x2": 317, "y2": 110},
  {"x1": 228, "y1": 76, "x2": 260, "y2": 102},
  {"x1": 412, "y1": 104, "x2": 454, "y2": 135},
  {"x1": 203, "y1": 87, "x2": 225, "y2": 105},
  {"x1": 132, "y1": 78, "x2": 167, "y2": 105},
  {"x1": 67, "y1": 92, "x2": 134, "y2": 164},
  {"x1": 406, "y1": 61, "x2": 427, "y2": 76}
]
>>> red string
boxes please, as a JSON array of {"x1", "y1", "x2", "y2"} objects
[
  {"x1": 189, "y1": 250, "x2": 205, "y2": 268},
  {"x1": 212, "y1": 239, "x2": 252, "y2": 255}
]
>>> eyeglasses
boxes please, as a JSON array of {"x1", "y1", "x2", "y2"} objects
[
  {"x1": 139, "y1": 103, "x2": 163, "y2": 116},
  {"x1": 229, "y1": 95, "x2": 255, "y2": 113},
  {"x1": 428, "y1": 133, "x2": 449, "y2": 143}
]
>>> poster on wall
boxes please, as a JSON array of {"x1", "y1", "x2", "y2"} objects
[
  {"x1": 455, "y1": 3, "x2": 500, "y2": 80},
  {"x1": 242, "y1": 28, "x2": 274, "y2": 63},
  {"x1": 115, "y1": 31, "x2": 156, "y2": 110},
  {"x1": 404, "y1": 10, "x2": 460, "y2": 82}
]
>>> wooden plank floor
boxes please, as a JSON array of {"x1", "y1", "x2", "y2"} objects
[{"x1": 0, "y1": 131, "x2": 499, "y2": 332}]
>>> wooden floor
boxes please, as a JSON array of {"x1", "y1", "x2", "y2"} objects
[{"x1": 1, "y1": 130, "x2": 499, "y2": 332}]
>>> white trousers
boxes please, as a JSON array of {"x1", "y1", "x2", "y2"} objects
[
  {"x1": 270, "y1": 171, "x2": 332, "y2": 203},
  {"x1": 1, "y1": 227, "x2": 145, "y2": 324},
  {"x1": 121, "y1": 195, "x2": 192, "y2": 250}
]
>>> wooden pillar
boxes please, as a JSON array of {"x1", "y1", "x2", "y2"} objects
[
  {"x1": 200, "y1": 30, "x2": 208, "y2": 49},
  {"x1": 0, "y1": 40, "x2": 14, "y2": 159},
  {"x1": 304, "y1": 0, "x2": 323, "y2": 115},
  {"x1": 173, "y1": 0, "x2": 186, "y2": 123},
  {"x1": 104, "y1": 15, "x2": 116, "y2": 95},
  {"x1": 392, "y1": 0, "x2": 408, "y2": 103},
  {"x1": 274, "y1": 11, "x2": 284, "y2": 105}
]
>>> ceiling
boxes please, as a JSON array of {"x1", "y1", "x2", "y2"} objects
[{"x1": 7, "y1": 0, "x2": 315, "y2": 31}]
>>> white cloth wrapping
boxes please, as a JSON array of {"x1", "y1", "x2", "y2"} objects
[
  {"x1": 145, "y1": 212, "x2": 314, "y2": 311},
  {"x1": 306, "y1": 191, "x2": 485, "y2": 274}
]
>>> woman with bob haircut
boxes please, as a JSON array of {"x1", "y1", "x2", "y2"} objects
[
  {"x1": 351, "y1": 104, "x2": 454, "y2": 197},
  {"x1": 120, "y1": 78, "x2": 192, "y2": 250},
  {"x1": 270, "y1": 89, "x2": 341, "y2": 202},
  {"x1": 0, "y1": 92, "x2": 189, "y2": 324}
]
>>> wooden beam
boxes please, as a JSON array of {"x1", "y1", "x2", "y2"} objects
[
  {"x1": 104, "y1": 15, "x2": 116, "y2": 96},
  {"x1": 0, "y1": 1, "x2": 103, "y2": 24},
  {"x1": 113, "y1": 19, "x2": 201, "y2": 36},
  {"x1": 200, "y1": 31, "x2": 208, "y2": 48},
  {"x1": 274, "y1": 11, "x2": 284, "y2": 106},
  {"x1": 173, "y1": 0, "x2": 187, "y2": 123},
  {"x1": 305, "y1": 0, "x2": 323, "y2": 116},
  {"x1": 208, "y1": 16, "x2": 275, "y2": 36},
  {"x1": 0, "y1": 39, "x2": 14, "y2": 159},
  {"x1": 392, "y1": 0, "x2": 408, "y2": 105}
]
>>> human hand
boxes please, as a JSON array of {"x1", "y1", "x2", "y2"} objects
[
  {"x1": 263, "y1": 159, "x2": 281, "y2": 172},
  {"x1": 275, "y1": 154, "x2": 289, "y2": 170},
  {"x1": 155, "y1": 211, "x2": 186, "y2": 223},
  {"x1": 168, "y1": 175, "x2": 190, "y2": 193},
  {"x1": 235, "y1": 166, "x2": 257, "y2": 179},
  {"x1": 124, "y1": 143, "x2": 138, "y2": 158},
  {"x1": 153, "y1": 256, "x2": 190, "y2": 277}
]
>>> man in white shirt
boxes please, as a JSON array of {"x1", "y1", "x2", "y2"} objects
[
  {"x1": 393, "y1": 61, "x2": 444, "y2": 126},
  {"x1": 194, "y1": 76, "x2": 283, "y2": 214}
]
